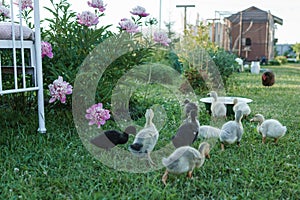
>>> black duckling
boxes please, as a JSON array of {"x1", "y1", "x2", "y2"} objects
[{"x1": 90, "y1": 126, "x2": 136, "y2": 150}]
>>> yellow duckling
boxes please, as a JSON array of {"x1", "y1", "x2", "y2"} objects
[{"x1": 161, "y1": 142, "x2": 210, "y2": 185}]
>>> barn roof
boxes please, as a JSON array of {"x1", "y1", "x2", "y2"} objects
[{"x1": 225, "y1": 6, "x2": 283, "y2": 25}]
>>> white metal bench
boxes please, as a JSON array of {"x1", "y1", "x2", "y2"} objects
[{"x1": 0, "y1": 0, "x2": 46, "y2": 133}]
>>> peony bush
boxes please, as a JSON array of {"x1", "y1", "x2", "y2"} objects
[
  {"x1": 0, "y1": 0, "x2": 239, "y2": 128},
  {"x1": 41, "y1": 0, "x2": 171, "y2": 127}
]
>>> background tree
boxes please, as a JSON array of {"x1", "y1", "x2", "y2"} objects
[{"x1": 292, "y1": 43, "x2": 300, "y2": 59}]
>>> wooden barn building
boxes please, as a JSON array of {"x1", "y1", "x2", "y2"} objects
[{"x1": 216, "y1": 6, "x2": 283, "y2": 62}]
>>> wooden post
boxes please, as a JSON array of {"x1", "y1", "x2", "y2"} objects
[
  {"x1": 176, "y1": 5, "x2": 195, "y2": 32},
  {"x1": 159, "y1": 0, "x2": 162, "y2": 30},
  {"x1": 207, "y1": 18, "x2": 220, "y2": 43},
  {"x1": 265, "y1": 11, "x2": 270, "y2": 61},
  {"x1": 238, "y1": 11, "x2": 243, "y2": 57}
]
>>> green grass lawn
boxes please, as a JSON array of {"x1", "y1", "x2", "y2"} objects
[{"x1": 1, "y1": 64, "x2": 299, "y2": 199}]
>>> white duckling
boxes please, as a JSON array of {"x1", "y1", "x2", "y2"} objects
[
  {"x1": 250, "y1": 114, "x2": 287, "y2": 144},
  {"x1": 219, "y1": 110, "x2": 244, "y2": 151},
  {"x1": 129, "y1": 108, "x2": 159, "y2": 165},
  {"x1": 198, "y1": 125, "x2": 221, "y2": 139},
  {"x1": 172, "y1": 109, "x2": 199, "y2": 148},
  {"x1": 208, "y1": 91, "x2": 226, "y2": 119},
  {"x1": 161, "y1": 142, "x2": 210, "y2": 185},
  {"x1": 233, "y1": 98, "x2": 251, "y2": 118}
]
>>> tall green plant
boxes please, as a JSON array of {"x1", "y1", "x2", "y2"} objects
[
  {"x1": 41, "y1": 0, "x2": 162, "y2": 108},
  {"x1": 41, "y1": 0, "x2": 113, "y2": 87},
  {"x1": 182, "y1": 23, "x2": 216, "y2": 51},
  {"x1": 175, "y1": 23, "x2": 239, "y2": 92},
  {"x1": 96, "y1": 33, "x2": 155, "y2": 105}
]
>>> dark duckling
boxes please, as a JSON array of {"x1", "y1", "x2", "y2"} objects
[
  {"x1": 90, "y1": 126, "x2": 136, "y2": 150},
  {"x1": 172, "y1": 109, "x2": 199, "y2": 148}
]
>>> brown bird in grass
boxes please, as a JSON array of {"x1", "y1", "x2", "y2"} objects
[{"x1": 262, "y1": 70, "x2": 275, "y2": 87}]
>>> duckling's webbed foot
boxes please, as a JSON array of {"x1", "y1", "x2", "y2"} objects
[
  {"x1": 162, "y1": 170, "x2": 168, "y2": 186},
  {"x1": 205, "y1": 153, "x2": 210, "y2": 159},
  {"x1": 147, "y1": 152, "x2": 156, "y2": 166},
  {"x1": 187, "y1": 171, "x2": 193, "y2": 178},
  {"x1": 221, "y1": 142, "x2": 225, "y2": 151},
  {"x1": 237, "y1": 141, "x2": 240, "y2": 147}
]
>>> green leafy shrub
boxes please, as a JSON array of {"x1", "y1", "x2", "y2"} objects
[
  {"x1": 182, "y1": 68, "x2": 208, "y2": 93},
  {"x1": 41, "y1": 0, "x2": 159, "y2": 108},
  {"x1": 268, "y1": 59, "x2": 281, "y2": 65},
  {"x1": 41, "y1": 0, "x2": 113, "y2": 92},
  {"x1": 275, "y1": 56, "x2": 287, "y2": 65},
  {"x1": 174, "y1": 24, "x2": 239, "y2": 93},
  {"x1": 95, "y1": 34, "x2": 155, "y2": 104},
  {"x1": 147, "y1": 48, "x2": 183, "y2": 73},
  {"x1": 208, "y1": 47, "x2": 240, "y2": 85}
]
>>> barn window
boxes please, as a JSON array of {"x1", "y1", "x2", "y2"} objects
[{"x1": 246, "y1": 38, "x2": 252, "y2": 46}]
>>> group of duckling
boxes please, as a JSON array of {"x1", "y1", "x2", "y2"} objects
[
  {"x1": 208, "y1": 91, "x2": 286, "y2": 146},
  {"x1": 90, "y1": 90, "x2": 287, "y2": 186}
]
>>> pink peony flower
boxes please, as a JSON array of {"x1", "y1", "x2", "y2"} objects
[
  {"x1": 153, "y1": 31, "x2": 171, "y2": 46},
  {"x1": 48, "y1": 76, "x2": 73, "y2": 104},
  {"x1": 130, "y1": 6, "x2": 149, "y2": 17},
  {"x1": 118, "y1": 18, "x2": 139, "y2": 33},
  {"x1": 85, "y1": 103, "x2": 110, "y2": 128},
  {"x1": 77, "y1": 11, "x2": 99, "y2": 27},
  {"x1": 41, "y1": 41, "x2": 53, "y2": 59},
  {"x1": 14, "y1": 0, "x2": 33, "y2": 10},
  {"x1": 0, "y1": 5, "x2": 10, "y2": 17},
  {"x1": 87, "y1": 0, "x2": 106, "y2": 12}
]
